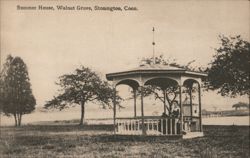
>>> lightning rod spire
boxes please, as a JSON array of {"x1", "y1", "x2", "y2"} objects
[{"x1": 152, "y1": 27, "x2": 156, "y2": 64}]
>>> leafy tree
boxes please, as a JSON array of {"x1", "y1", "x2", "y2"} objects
[
  {"x1": 135, "y1": 55, "x2": 202, "y2": 115},
  {"x1": 232, "y1": 102, "x2": 249, "y2": 110},
  {"x1": 44, "y1": 66, "x2": 121, "y2": 125},
  {"x1": 0, "y1": 55, "x2": 36, "y2": 126},
  {"x1": 206, "y1": 35, "x2": 250, "y2": 104}
]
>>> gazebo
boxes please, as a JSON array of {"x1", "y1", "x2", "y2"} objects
[{"x1": 106, "y1": 64, "x2": 207, "y2": 138}]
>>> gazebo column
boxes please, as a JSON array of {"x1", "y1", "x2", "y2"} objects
[
  {"x1": 113, "y1": 86, "x2": 117, "y2": 135},
  {"x1": 198, "y1": 84, "x2": 202, "y2": 132},
  {"x1": 179, "y1": 85, "x2": 183, "y2": 134},
  {"x1": 133, "y1": 89, "x2": 137, "y2": 117},
  {"x1": 189, "y1": 84, "x2": 193, "y2": 121},
  {"x1": 140, "y1": 86, "x2": 146, "y2": 135}
]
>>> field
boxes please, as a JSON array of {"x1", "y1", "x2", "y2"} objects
[{"x1": 0, "y1": 123, "x2": 249, "y2": 158}]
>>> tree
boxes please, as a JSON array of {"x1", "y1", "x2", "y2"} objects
[
  {"x1": 0, "y1": 55, "x2": 36, "y2": 126},
  {"x1": 135, "y1": 55, "x2": 202, "y2": 115},
  {"x1": 232, "y1": 102, "x2": 249, "y2": 110},
  {"x1": 44, "y1": 66, "x2": 121, "y2": 125},
  {"x1": 138, "y1": 84, "x2": 179, "y2": 115},
  {"x1": 206, "y1": 35, "x2": 250, "y2": 104}
]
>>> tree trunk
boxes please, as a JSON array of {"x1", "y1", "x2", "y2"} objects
[
  {"x1": 17, "y1": 113, "x2": 20, "y2": 126},
  {"x1": 13, "y1": 113, "x2": 17, "y2": 127},
  {"x1": 248, "y1": 93, "x2": 250, "y2": 108},
  {"x1": 17, "y1": 114, "x2": 19, "y2": 126},
  {"x1": 79, "y1": 102, "x2": 85, "y2": 125},
  {"x1": 18, "y1": 113, "x2": 22, "y2": 126}
]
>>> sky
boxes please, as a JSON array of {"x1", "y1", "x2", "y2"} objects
[{"x1": 1, "y1": 0, "x2": 249, "y2": 111}]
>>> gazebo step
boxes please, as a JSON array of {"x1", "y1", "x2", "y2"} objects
[{"x1": 183, "y1": 132, "x2": 204, "y2": 139}]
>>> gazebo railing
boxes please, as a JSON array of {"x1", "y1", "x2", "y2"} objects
[{"x1": 116, "y1": 116, "x2": 181, "y2": 135}]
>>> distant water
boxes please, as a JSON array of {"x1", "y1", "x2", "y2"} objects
[
  {"x1": 1, "y1": 110, "x2": 249, "y2": 126},
  {"x1": 0, "y1": 108, "x2": 114, "y2": 126},
  {"x1": 202, "y1": 116, "x2": 249, "y2": 126}
]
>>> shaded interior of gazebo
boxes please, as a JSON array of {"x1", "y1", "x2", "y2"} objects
[{"x1": 106, "y1": 64, "x2": 207, "y2": 138}]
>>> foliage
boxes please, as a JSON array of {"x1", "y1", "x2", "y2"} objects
[
  {"x1": 44, "y1": 66, "x2": 121, "y2": 125},
  {"x1": 0, "y1": 55, "x2": 36, "y2": 126},
  {"x1": 232, "y1": 102, "x2": 249, "y2": 110},
  {"x1": 140, "y1": 55, "x2": 206, "y2": 72},
  {"x1": 206, "y1": 35, "x2": 250, "y2": 97}
]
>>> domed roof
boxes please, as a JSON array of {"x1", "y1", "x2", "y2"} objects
[{"x1": 128, "y1": 64, "x2": 185, "y2": 71}]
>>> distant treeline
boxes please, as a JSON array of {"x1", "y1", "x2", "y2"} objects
[{"x1": 202, "y1": 109, "x2": 249, "y2": 117}]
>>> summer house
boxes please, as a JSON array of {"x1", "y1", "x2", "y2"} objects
[{"x1": 106, "y1": 64, "x2": 207, "y2": 138}]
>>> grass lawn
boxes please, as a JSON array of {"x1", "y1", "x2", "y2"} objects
[{"x1": 0, "y1": 124, "x2": 249, "y2": 158}]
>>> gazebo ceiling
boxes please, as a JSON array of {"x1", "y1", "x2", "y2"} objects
[
  {"x1": 106, "y1": 64, "x2": 207, "y2": 81},
  {"x1": 116, "y1": 79, "x2": 140, "y2": 89},
  {"x1": 144, "y1": 78, "x2": 178, "y2": 89}
]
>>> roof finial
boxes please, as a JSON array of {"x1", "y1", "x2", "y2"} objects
[{"x1": 152, "y1": 27, "x2": 156, "y2": 64}]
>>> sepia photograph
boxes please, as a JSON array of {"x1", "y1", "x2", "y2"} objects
[{"x1": 0, "y1": 0, "x2": 249, "y2": 157}]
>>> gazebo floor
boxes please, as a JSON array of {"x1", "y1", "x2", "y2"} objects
[
  {"x1": 112, "y1": 132, "x2": 204, "y2": 140},
  {"x1": 113, "y1": 134, "x2": 183, "y2": 141}
]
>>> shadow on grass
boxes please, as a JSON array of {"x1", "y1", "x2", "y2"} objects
[
  {"x1": 2, "y1": 124, "x2": 114, "y2": 132},
  {"x1": 92, "y1": 134, "x2": 182, "y2": 143},
  {"x1": 1, "y1": 124, "x2": 249, "y2": 157}
]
